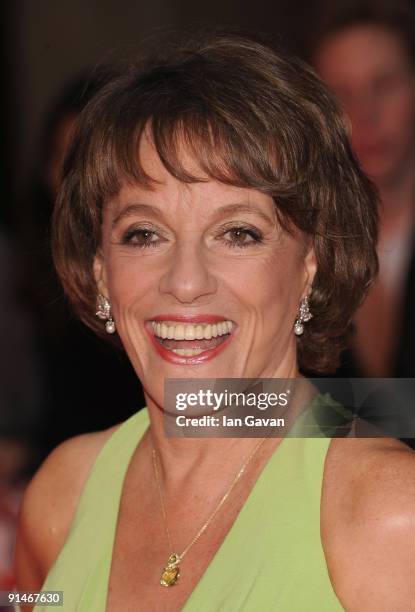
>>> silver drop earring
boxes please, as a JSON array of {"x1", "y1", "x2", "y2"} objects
[
  {"x1": 96, "y1": 293, "x2": 116, "y2": 334},
  {"x1": 294, "y1": 296, "x2": 313, "y2": 336}
]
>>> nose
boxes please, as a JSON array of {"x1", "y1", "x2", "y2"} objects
[{"x1": 159, "y1": 242, "x2": 218, "y2": 304}]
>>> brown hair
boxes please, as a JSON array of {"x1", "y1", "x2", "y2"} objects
[{"x1": 53, "y1": 30, "x2": 378, "y2": 373}]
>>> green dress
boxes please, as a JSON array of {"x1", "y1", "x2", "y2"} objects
[{"x1": 37, "y1": 399, "x2": 344, "y2": 611}]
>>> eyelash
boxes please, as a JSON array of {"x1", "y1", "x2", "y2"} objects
[
  {"x1": 219, "y1": 226, "x2": 263, "y2": 248},
  {"x1": 120, "y1": 225, "x2": 264, "y2": 249},
  {"x1": 121, "y1": 227, "x2": 160, "y2": 248}
]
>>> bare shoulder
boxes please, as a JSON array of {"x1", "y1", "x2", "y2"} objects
[
  {"x1": 14, "y1": 422, "x2": 121, "y2": 591},
  {"x1": 322, "y1": 436, "x2": 415, "y2": 611}
]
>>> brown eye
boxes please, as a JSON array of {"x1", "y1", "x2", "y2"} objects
[
  {"x1": 223, "y1": 227, "x2": 262, "y2": 248},
  {"x1": 122, "y1": 228, "x2": 159, "y2": 247}
]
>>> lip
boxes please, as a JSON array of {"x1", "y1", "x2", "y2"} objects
[{"x1": 144, "y1": 315, "x2": 236, "y2": 365}]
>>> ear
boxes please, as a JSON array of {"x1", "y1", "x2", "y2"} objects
[
  {"x1": 302, "y1": 243, "x2": 317, "y2": 297},
  {"x1": 93, "y1": 251, "x2": 109, "y2": 297}
]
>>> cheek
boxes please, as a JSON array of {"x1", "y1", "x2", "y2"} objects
[
  {"x1": 222, "y1": 249, "x2": 303, "y2": 328},
  {"x1": 232, "y1": 254, "x2": 304, "y2": 377},
  {"x1": 383, "y1": 91, "x2": 415, "y2": 138},
  {"x1": 262, "y1": 260, "x2": 302, "y2": 328},
  {"x1": 105, "y1": 253, "x2": 157, "y2": 317}
]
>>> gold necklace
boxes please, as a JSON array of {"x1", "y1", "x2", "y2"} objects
[{"x1": 152, "y1": 437, "x2": 267, "y2": 587}]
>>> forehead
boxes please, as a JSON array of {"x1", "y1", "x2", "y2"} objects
[
  {"x1": 315, "y1": 24, "x2": 412, "y2": 85},
  {"x1": 136, "y1": 130, "x2": 202, "y2": 183},
  {"x1": 108, "y1": 132, "x2": 277, "y2": 219}
]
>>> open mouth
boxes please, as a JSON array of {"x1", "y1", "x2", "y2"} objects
[{"x1": 147, "y1": 319, "x2": 235, "y2": 361}]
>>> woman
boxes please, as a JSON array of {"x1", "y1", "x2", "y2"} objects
[{"x1": 15, "y1": 32, "x2": 415, "y2": 611}]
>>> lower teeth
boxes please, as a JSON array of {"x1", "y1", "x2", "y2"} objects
[{"x1": 171, "y1": 348, "x2": 205, "y2": 356}]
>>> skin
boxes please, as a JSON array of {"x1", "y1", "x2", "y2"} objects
[
  {"x1": 94, "y1": 134, "x2": 315, "y2": 457},
  {"x1": 314, "y1": 25, "x2": 415, "y2": 376},
  {"x1": 314, "y1": 25, "x2": 415, "y2": 189},
  {"x1": 15, "y1": 135, "x2": 415, "y2": 611}
]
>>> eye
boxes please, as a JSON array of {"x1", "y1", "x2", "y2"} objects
[
  {"x1": 221, "y1": 226, "x2": 263, "y2": 248},
  {"x1": 121, "y1": 227, "x2": 161, "y2": 248}
]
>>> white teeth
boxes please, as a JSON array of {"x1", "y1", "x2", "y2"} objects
[
  {"x1": 171, "y1": 348, "x2": 205, "y2": 356},
  {"x1": 161, "y1": 323, "x2": 168, "y2": 339},
  {"x1": 174, "y1": 325, "x2": 185, "y2": 340},
  {"x1": 151, "y1": 320, "x2": 234, "y2": 340},
  {"x1": 184, "y1": 325, "x2": 196, "y2": 340}
]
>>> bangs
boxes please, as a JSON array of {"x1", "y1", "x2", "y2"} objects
[
  {"x1": 88, "y1": 109, "x2": 285, "y2": 202},
  {"x1": 76, "y1": 59, "x2": 313, "y2": 213}
]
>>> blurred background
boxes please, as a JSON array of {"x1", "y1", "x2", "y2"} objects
[{"x1": 2, "y1": 0, "x2": 415, "y2": 595}]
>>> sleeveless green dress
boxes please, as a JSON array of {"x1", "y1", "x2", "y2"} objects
[{"x1": 36, "y1": 399, "x2": 344, "y2": 611}]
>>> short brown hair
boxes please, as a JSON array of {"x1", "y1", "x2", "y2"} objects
[{"x1": 53, "y1": 30, "x2": 378, "y2": 373}]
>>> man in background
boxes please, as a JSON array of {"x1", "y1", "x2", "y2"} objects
[{"x1": 309, "y1": 0, "x2": 415, "y2": 377}]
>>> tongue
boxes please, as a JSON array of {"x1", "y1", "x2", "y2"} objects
[{"x1": 161, "y1": 335, "x2": 228, "y2": 350}]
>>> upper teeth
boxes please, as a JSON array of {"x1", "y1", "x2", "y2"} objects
[{"x1": 151, "y1": 320, "x2": 233, "y2": 340}]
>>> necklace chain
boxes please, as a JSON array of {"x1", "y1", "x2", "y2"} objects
[{"x1": 152, "y1": 437, "x2": 267, "y2": 585}]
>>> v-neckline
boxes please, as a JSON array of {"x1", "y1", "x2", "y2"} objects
[
  {"x1": 180, "y1": 433, "x2": 291, "y2": 609},
  {"x1": 103, "y1": 402, "x2": 319, "y2": 610}
]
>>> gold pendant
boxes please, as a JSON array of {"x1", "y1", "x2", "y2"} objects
[{"x1": 160, "y1": 553, "x2": 180, "y2": 587}]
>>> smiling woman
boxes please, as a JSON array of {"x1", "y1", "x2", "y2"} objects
[
  {"x1": 13, "y1": 30, "x2": 415, "y2": 612},
  {"x1": 54, "y1": 39, "x2": 378, "y2": 377},
  {"x1": 93, "y1": 141, "x2": 313, "y2": 392}
]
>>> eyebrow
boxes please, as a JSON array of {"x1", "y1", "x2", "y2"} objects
[
  {"x1": 214, "y1": 203, "x2": 275, "y2": 225},
  {"x1": 112, "y1": 201, "x2": 275, "y2": 228},
  {"x1": 112, "y1": 203, "x2": 163, "y2": 228}
]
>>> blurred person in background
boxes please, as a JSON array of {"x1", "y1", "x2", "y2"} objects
[
  {"x1": 0, "y1": 224, "x2": 45, "y2": 592},
  {"x1": 17, "y1": 75, "x2": 144, "y2": 457},
  {"x1": 309, "y1": 0, "x2": 415, "y2": 377}
]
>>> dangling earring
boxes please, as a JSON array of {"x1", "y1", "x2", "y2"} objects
[
  {"x1": 95, "y1": 293, "x2": 116, "y2": 334},
  {"x1": 294, "y1": 296, "x2": 313, "y2": 336}
]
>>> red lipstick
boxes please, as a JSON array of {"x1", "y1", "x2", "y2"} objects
[{"x1": 145, "y1": 316, "x2": 236, "y2": 365}]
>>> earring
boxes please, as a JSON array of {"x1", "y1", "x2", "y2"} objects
[
  {"x1": 95, "y1": 293, "x2": 116, "y2": 334},
  {"x1": 294, "y1": 296, "x2": 313, "y2": 336}
]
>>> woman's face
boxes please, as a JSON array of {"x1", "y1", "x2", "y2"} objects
[{"x1": 94, "y1": 136, "x2": 316, "y2": 407}]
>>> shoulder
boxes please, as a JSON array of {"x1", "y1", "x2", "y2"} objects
[
  {"x1": 322, "y1": 437, "x2": 415, "y2": 611},
  {"x1": 14, "y1": 423, "x2": 120, "y2": 590}
]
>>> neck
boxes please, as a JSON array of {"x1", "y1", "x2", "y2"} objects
[{"x1": 143, "y1": 353, "x2": 303, "y2": 486}]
